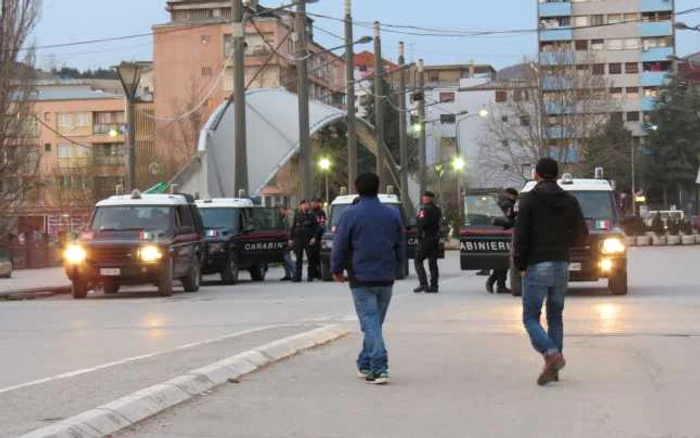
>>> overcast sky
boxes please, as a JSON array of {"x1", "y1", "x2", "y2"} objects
[{"x1": 32, "y1": 0, "x2": 700, "y2": 71}]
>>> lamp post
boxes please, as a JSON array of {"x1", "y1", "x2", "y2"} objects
[
  {"x1": 115, "y1": 62, "x2": 144, "y2": 192},
  {"x1": 318, "y1": 157, "x2": 332, "y2": 203},
  {"x1": 452, "y1": 156, "x2": 466, "y2": 231}
]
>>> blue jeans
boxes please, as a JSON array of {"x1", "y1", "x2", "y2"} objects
[
  {"x1": 522, "y1": 261, "x2": 569, "y2": 355},
  {"x1": 282, "y1": 250, "x2": 296, "y2": 278},
  {"x1": 352, "y1": 286, "x2": 392, "y2": 373}
]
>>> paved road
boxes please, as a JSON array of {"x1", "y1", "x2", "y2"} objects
[{"x1": 2, "y1": 247, "x2": 700, "y2": 437}]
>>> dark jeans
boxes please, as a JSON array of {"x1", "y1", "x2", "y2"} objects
[
  {"x1": 308, "y1": 241, "x2": 320, "y2": 278},
  {"x1": 293, "y1": 239, "x2": 313, "y2": 281},
  {"x1": 282, "y1": 250, "x2": 296, "y2": 278},
  {"x1": 352, "y1": 286, "x2": 392, "y2": 373},
  {"x1": 522, "y1": 261, "x2": 569, "y2": 355},
  {"x1": 488, "y1": 269, "x2": 508, "y2": 288},
  {"x1": 415, "y1": 239, "x2": 439, "y2": 288}
]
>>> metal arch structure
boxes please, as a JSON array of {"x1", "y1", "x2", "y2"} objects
[{"x1": 173, "y1": 88, "x2": 418, "y2": 205}]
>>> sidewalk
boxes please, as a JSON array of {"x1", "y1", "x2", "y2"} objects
[{"x1": 0, "y1": 267, "x2": 70, "y2": 298}]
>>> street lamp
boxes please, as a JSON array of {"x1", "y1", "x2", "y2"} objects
[
  {"x1": 114, "y1": 62, "x2": 145, "y2": 192},
  {"x1": 318, "y1": 157, "x2": 332, "y2": 203},
  {"x1": 452, "y1": 156, "x2": 466, "y2": 230}
]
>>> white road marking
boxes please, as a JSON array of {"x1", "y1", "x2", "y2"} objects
[{"x1": 0, "y1": 324, "x2": 291, "y2": 395}]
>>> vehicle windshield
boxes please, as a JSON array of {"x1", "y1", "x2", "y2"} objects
[
  {"x1": 463, "y1": 195, "x2": 504, "y2": 226},
  {"x1": 251, "y1": 208, "x2": 285, "y2": 231},
  {"x1": 569, "y1": 191, "x2": 616, "y2": 222},
  {"x1": 200, "y1": 208, "x2": 239, "y2": 231},
  {"x1": 329, "y1": 203, "x2": 402, "y2": 228},
  {"x1": 90, "y1": 206, "x2": 172, "y2": 232}
]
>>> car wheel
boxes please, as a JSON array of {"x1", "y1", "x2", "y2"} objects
[
  {"x1": 182, "y1": 258, "x2": 201, "y2": 293},
  {"x1": 103, "y1": 281, "x2": 119, "y2": 295},
  {"x1": 249, "y1": 263, "x2": 267, "y2": 282},
  {"x1": 609, "y1": 269, "x2": 628, "y2": 296},
  {"x1": 72, "y1": 277, "x2": 89, "y2": 299},
  {"x1": 510, "y1": 266, "x2": 522, "y2": 297},
  {"x1": 221, "y1": 255, "x2": 239, "y2": 285},
  {"x1": 158, "y1": 259, "x2": 174, "y2": 297},
  {"x1": 320, "y1": 261, "x2": 332, "y2": 282}
]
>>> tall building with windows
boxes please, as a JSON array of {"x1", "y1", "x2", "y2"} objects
[{"x1": 538, "y1": 0, "x2": 675, "y2": 137}]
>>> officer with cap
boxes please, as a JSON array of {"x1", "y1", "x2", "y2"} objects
[
  {"x1": 414, "y1": 191, "x2": 442, "y2": 293},
  {"x1": 289, "y1": 199, "x2": 319, "y2": 282}
]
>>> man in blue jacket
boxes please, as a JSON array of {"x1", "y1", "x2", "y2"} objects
[{"x1": 331, "y1": 173, "x2": 404, "y2": 385}]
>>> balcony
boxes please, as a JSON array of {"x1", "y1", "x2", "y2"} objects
[
  {"x1": 545, "y1": 102, "x2": 573, "y2": 115},
  {"x1": 642, "y1": 97, "x2": 658, "y2": 112},
  {"x1": 640, "y1": 0, "x2": 673, "y2": 13},
  {"x1": 539, "y1": 2, "x2": 572, "y2": 18},
  {"x1": 641, "y1": 71, "x2": 670, "y2": 87},
  {"x1": 539, "y1": 51, "x2": 574, "y2": 65},
  {"x1": 93, "y1": 124, "x2": 123, "y2": 136},
  {"x1": 546, "y1": 125, "x2": 572, "y2": 140},
  {"x1": 539, "y1": 28, "x2": 573, "y2": 42},
  {"x1": 640, "y1": 21, "x2": 673, "y2": 37},
  {"x1": 641, "y1": 46, "x2": 673, "y2": 62}
]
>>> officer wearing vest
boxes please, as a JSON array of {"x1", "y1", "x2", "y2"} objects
[
  {"x1": 414, "y1": 191, "x2": 442, "y2": 293},
  {"x1": 309, "y1": 198, "x2": 327, "y2": 280},
  {"x1": 289, "y1": 199, "x2": 320, "y2": 283}
]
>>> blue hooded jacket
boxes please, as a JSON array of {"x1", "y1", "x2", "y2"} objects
[{"x1": 331, "y1": 196, "x2": 404, "y2": 288}]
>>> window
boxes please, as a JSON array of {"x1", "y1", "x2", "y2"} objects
[
  {"x1": 44, "y1": 143, "x2": 51, "y2": 152},
  {"x1": 57, "y1": 144, "x2": 90, "y2": 169},
  {"x1": 626, "y1": 112, "x2": 640, "y2": 122},
  {"x1": 576, "y1": 64, "x2": 590, "y2": 71},
  {"x1": 592, "y1": 64, "x2": 605, "y2": 75},
  {"x1": 201, "y1": 35, "x2": 211, "y2": 44},
  {"x1": 644, "y1": 87, "x2": 659, "y2": 98},
  {"x1": 439, "y1": 92, "x2": 455, "y2": 103},
  {"x1": 57, "y1": 113, "x2": 72, "y2": 128},
  {"x1": 575, "y1": 40, "x2": 588, "y2": 51},
  {"x1": 611, "y1": 112, "x2": 623, "y2": 123},
  {"x1": 610, "y1": 87, "x2": 623, "y2": 99},
  {"x1": 440, "y1": 114, "x2": 456, "y2": 124},
  {"x1": 609, "y1": 63, "x2": 622, "y2": 75},
  {"x1": 625, "y1": 62, "x2": 639, "y2": 74},
  {"x1": 607, "y1": 39, "x2": 623, "y2": 50},
  {"x1": 514, "y1": 90, "x2": 529, "y2": 102},
  {"x1": 624, "y1": 13, "x2": 637, "y2": 22},
  {"x1": 626, "y1": 87, "x2": 640, "y2": 99},
  {"x1": 623, "y1": 38, "x2": 640, "y2": 50},
  {"x1": 94, "y1": 143, "x2": 124, "y2": 166},
  {"x1": 590, "y1": 15, "x2": 604, "y2": 26},
  {"x1": 607, "y1": 14, "x2": 622, "y2": 24},
  {"x1": 201, "y1": 67, "x2": 213, "y2": 77},
  {"x1": 501, "y1": 116, "x2": 509, "y2": 123},
  {"x1": 573, "y1": 16, "x2": 589, "y2": 27},
  {"x1": 520, "y1": 116, "x2": 531, "y2": 127},
  {"x1": 495, "y1": 90, "x2": 507, "y2": 103},
  {"x1": 591, "y1": 39, "x2": 604, "y2": 51},
  {"x1": 643, "y1": 36, "x2": 672, "y2": 50},
  {"x1": 43, "y1": 112, "x2": 50, "y2": 121},
  {"x1": 75, "y1": 112, "x2": 89, "y2": 128}
]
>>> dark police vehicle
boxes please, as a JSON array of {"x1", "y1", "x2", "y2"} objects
[
  {"x1": 196, "y1": 198, "x2": 287, "y2": 284},
  {"x1": 510, "y1": 174, "x2": 628, "y2": 296},
  {"x1": 64, "y1": 191, "x2": 204, "y2": 299},
  {"x1": 459, "y1": 190, "x2": 513, "y2": 273}
]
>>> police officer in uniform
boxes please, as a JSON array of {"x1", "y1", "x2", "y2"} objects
[
  {"x1": 487, "y1": 188, "x2": 518, "y2": 294},
  {"x1": 289, "y1": 200, "x2": 319, "y2": 283},
  {"x1": 309, "y1": 198, "x2": 327, "y2": 279},
  {"x1": 414, "y1": 191, "x2": 442, "y2": 293}
]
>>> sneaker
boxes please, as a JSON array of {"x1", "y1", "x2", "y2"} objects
[
  {"x1": 537, "y1": 352, "x2": 566, "y2": 386},
  {"x1": 366, "y1": 371, "x2": 390, "y2": 385},
  {"x1": 413, "y1": 286, "x2": 427, "y2": 293},
  {"x1": 357, "y1": 369, "x2": 370, "y2": 379}
]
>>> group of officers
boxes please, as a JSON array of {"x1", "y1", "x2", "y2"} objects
[{"x1": 279, "y1": 187, "x2": 519, "y2": 291}]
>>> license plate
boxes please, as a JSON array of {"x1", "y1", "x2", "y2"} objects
[
  {"x1": 569, "y1": 263, "x2": 582, "y2": 272},
  {"x1": 100, "y1": 268, "x2": 121, "y2": 276}
]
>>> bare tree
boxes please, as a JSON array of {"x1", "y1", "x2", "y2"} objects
[
  {"x1": 478, "y1": 51, "x2": 615, "y2": 187},
  {"x1": 0, "y1": 0, "x2": 41, "y2": 235}
]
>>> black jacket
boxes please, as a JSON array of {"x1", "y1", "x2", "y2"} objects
[
  {"x1": 493, "y1": 197, "x2": 517, "y2": 230},
  {"x1": 417, "y1": 202, "x2": 442, "y2": 240},
  {"x1": 311, "y1": 208, "x2": 327, "y2": 240},
  {"x1": 290, "y1": 210, "x2": 319, "y2": 241},
  {"x1": 513, "y1": 180, "x2": 588, "y2": 272}
]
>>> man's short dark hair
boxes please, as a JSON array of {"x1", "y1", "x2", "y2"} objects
[
  {"x1": 423, "y1": 191, "x2": 436, "y2": 199},
  {"x1": 355, "y1": 173, "x2": 380, "y2": 196},
  {"x1": 505, "y1": 188, "x2": 519, "y2": 198},
  {"x1": 299, "y1": 199, "x2": 309, "y2": 205},
  {"x1": 313, "y1": 197, "x2": 324, "y2": 203},
  {"x1": 536, "y1": 158, "x2": 559, "y2": 180}
]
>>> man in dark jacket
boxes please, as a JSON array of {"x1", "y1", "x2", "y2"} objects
[
  {"x1": 487, "y1": 188, "x2": 518, "y2": 294},
  {"x1": 290, "y1": 200, "x2": 319, "y2": 283},
  {"x1": 414, "y1": 191, "x2": 442, "y2": 293},
  {"x1": 331, "y1": 173, "x2": 404, "y2": 385},
  {"x1": 514, "y1": 158, "x2": 588, "y2": 386},
  {"x1": 309, "y1": 198, "x2": 327, "y2": 279}
]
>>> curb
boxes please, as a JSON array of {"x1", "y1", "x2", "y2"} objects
[
  {"x1": 0, "y1": 285, "x2": 71, "y2": 301},
  {"x1": 19, "y1": 324, "x2": 349, "y2": 438}
]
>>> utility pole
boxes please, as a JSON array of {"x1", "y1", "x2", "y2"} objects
[
  {"x1": 631, "y1": 134, "x2": 637, "y2": 216},
  {"x1": 296, "y1": 0, "x2": 313, "y2": 200},
  {"x1": 373, "y1": 21, "x2": 386, "y2": 189},
  {"x1": 418, "y1": 59, "x2": 427, "y2": 196},
  {"x1": 398, "y1": 41, "x2": 409, "y2": 205},
  {"x1": 344, "y1": 0, "x2": 357, "y2": 193},
  {"x1": 233, "y1": 0, "x2": 248, "y2": 196}
]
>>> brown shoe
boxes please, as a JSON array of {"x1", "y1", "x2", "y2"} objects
[{"x1": 537, "y1": 352, "x2": 566, "y2": 386}]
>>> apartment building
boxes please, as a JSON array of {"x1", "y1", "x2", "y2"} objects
[
  {"x1": 154, "y1": 0, "x2": 346, "y2": 174},
  {"x1": 6, "y1": 80, "x2": 155, "y2": 236},
  {"x1": 538, "y1": 0, "x2": 676, "y2": 137}
]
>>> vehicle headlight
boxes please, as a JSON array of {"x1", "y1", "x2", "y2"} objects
[
  {"x1": 601, "y1": 238, "x2": 625, "y2": 255},
  {"x1": 64, "y1": 245, "x2": 87, "y2": 264},
  {"x1": 139, "y1": 245, "x2": 163, "y2": 263}
]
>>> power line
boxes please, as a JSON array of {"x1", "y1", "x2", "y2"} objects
[{"x1": 35, "y1": 116, "x2": 93, "y2": 150}]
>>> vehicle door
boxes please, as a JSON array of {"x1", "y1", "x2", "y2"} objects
[
  {"x1": 173, "y1": 205, "x2": 199, "y2": 278},
  {"x1": 459, "y1": 193, "x2": 512, "y2": 271},
  {"x1": 239, "y1": 207, "x2": 287, "y2": 264}
]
